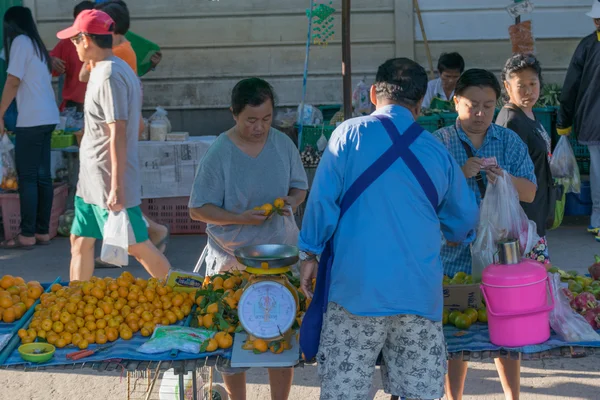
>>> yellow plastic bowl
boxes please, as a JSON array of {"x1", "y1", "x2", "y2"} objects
[{"x1": 18, "y1": 343, "x2": 55, "y2": 363}]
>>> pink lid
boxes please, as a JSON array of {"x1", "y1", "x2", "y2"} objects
[{"x1": 482, "y1": 259, "x2": 547, "y2": 287}]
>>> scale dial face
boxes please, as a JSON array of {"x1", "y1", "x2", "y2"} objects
[{"x1": 238, "y1": 280, "x2": 297, "y2": 340}]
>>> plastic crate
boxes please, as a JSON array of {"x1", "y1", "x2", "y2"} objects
[
  {"x1": 297, "y1": 124, "x2": 335, "y2": 151},
  {"x1": 417, "y1": 115, "x2": 441, "y2": 133},
  {"x1": 533, "y1": 107, "x2": 555, "y2": 139},
  {"x1": 565, "y1": 180, "x2": 592, "y2": 216},
  {"x1": 439, "y1": 112, "x2": 458, "y2": 128},
  {"x1": 0, "y1": 183, "x2": 68, "y2": 241},
  {"x1": 51, "y1": 134, "x2": 74, "y2": 149},
  {"x1": 141, "y1": 197, "x2": 206, "y2": 235}
]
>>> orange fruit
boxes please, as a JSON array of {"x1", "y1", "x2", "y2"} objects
[
  {"x1": 202, "y1": 314, "x2": 214, "y2": 329},
  {"x1": 71, "y1": 333, "x2": 83, "y2": 346},
  {"x1": 260, "y1": 203, "x2": 274, "y2": 216},
  {"x1": 50, "y1": 283, "x2": 62, "y2": 293},
  {"x1": 215, "y1": 332, "x2": 233, "y2": 349},
  {"x1": 94, "y1": 280, "x2": 107, "y2": 291},
  {"x1": 206, "y1": 303, "x2": 219, "y2": 314},
  {"x1": 52, "y1": 321, "x2": 64, "y2": 333},
  {"x1": 77, "y1": 339, "x2": 89, "y2": 350},
  {"x1": 96, "y1": 319, "x2": 107, "y2": 330},
  {"x1": 65, "y1": 320, "x2": 78, "y2": 334},
  {"x1": 17, "y1": 329, "x2": 28, "y2": 339},
  {"x1": 95, "y1": 332, "x2": 107, "y2": 345},
  {"x1": 90, "y1": 287, "x2": 104, "y2": 300},
  {"x1": 120, "y1": 329, "x2": 133, "y2": 340},
  {"x1": 55, "y1": 338, "x2": 67, "y2": 349},
  {"x1": 270, "y1": 342, "x2": 285, "y2": 354},
  {"x1": 161, "y1": 317, "x2": 170, "y2": 326},
  {"x1": 127, "y1": 320, "x2": 140, "y2": 333},
  {"x1": 14, "y1": 277, "x2": 25, "y2": 286},
  {"x1": 60, "y1": 332, "x2": 72, "y2": 345},
  {"x1": 83, "y1": 305, "x2": 95, "y2": 316},
  {"x1": 0, "y1": 275, "x2": 15, "y2": 290},
  {"x1": 195, "y1": 295, "x2": 204, "y2": 307},
  {"x1": 93, "y1": 308, "x2": 105, "y2": 319},
  {"x1": 41, "y1": 319, "x2": 53, "y2": 331},
  {"x1": 106, "y1": 327, "x2": 118, "y2": 342},
  {"x1": 3, "y1": 308, "x2": 15, "y2": 323},
  {"x1": 37, "y1": 330, "x2": 46, "y2": 340},
  {"x1": 135, "y1": 278, "x2": 148, "y2": 289},
  {"x1": 27, "y1": 285, "x2": 42, "y2": 300},
  {"x1": 84, "y1": 314, "x2": 95, "y2": 323},
  {"x1": 84, "y1": 333, "x2": 96, "y2": 344},
  {"x1": 205, "y1": 338, "x2": 219, "y2": 352},
  {"x1": 165, "y1": 311, "x2": 177, "y2": 324},
  {"x1": 253, "y1": 339, "x2": 268, "y2": 353},
  {"x1": 181, "y1": 304, "x2": 192, "y2": 317},
  {"x1": 7, "y1": 286, "x2": 20, "y2": 296},
  {"x1": 0, "y1": 296, "x2": 13, "y2": 309},
  {"x1": 74, "y1": 317, "x2": 85, "y2": 328},
  {"x1": 223, "y1": 278, "x2": 236, "y2": 290},
  {"x1": 60, "y1": 311, "x2": 72, "y2": 324},
  {"x1": 85, "y1": 321, "x2": 97, "y2": 331},
  {"x1": 173, "y1": 308, "x2": 184, "y2": 321},
  {"x1": 141, "y1": 311, "x2": 153, "y2": 322},
  {"x1": 140, "y1": 327, "x2": 151, "y2": 337},
  {"x1": 212, "y1": 277, "x2": 224, "y2": 289},
  {"x1": 156, "y1": 286, "x2": 167, "y2": 296},
  {"x1": 234, "y1": 289, "x2": 244, "y2": 302},
  {"x1": 172, "y1": 294, "x2": 184, "y2": 307},
  {"x1": 46, "y1": 333, "x2": 59, "y2": 345}
]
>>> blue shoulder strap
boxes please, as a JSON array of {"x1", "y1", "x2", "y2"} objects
[{"x1": 339, "y1": 116, "x2": 438, "y2": 218}]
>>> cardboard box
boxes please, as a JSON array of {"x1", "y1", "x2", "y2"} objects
[
  {"x1": 166, "y1": 269, "x2": 204, "y2": 293},
  {"x1": 443, "y1": 284, "x2": 483, "y2": 311}
]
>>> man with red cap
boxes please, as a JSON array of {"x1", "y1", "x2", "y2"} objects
[{"x1": 57, "y1": 10, "x2": 171, "y2": 281}]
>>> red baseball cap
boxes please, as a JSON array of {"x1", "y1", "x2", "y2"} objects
[{"x1": 56, "y1": 9, "x2": 115, "y2": 40}]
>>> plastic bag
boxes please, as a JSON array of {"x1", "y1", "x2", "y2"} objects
[
  {"x1": 296, "y1": 104, "x2": 323, "y2": 125},
  {"x1": 352, "y1": 80, "x2": 371, "y2": 115},
  {"x1": 100, "y1": 211, "x2": 132, "y2": 266},
  {"x1": 550, "y1": 136, "x2": 581, "y2": 194},
  {"x1": 149, "y1": 106, "x2": 172, "y2": 132},
  {"x1": 274, "y1": 108, "x2": 297, "y2": 128},
  {"x1": 137, "y1": 326, "x2": 214, "y2": 354},
  {"x1": 471, "y1": 173, "x2": 540, "y2": 281},
  {"x1": 57, "y1": 210, "x2": 75, "y2": 237},
  {"x1": 548, "y1": 273, "x2": 600, "y2": 342},
  {"x1": 0, "y1": 134, "x2": 17, "y2": 191}
]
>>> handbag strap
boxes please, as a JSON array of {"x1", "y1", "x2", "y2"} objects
[{"x1": 459, "y1": 139, "x2": 486, "y2": 199}]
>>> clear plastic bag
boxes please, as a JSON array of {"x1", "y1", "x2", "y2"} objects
[
  {"x1": 149, "y1": 106, "x2": 172, "y2": 132},
  {"x1": 352, "y1": 80, "x2": 371, "y2": 115},
  {"x1": 100, "y1": 211, "x2": 132, "y2": 266},
  {"x1": 137, "y1": 326, "x2": 214, "y2": 354},
  {"x1": 550, "y1": 136, "x2": 581, "y2": 194},
  {"x1": 296, "y1": 104, "x2": 323, "y2": 125},
  {"x1": 0, "y1": 134, "x2": 17, "y2": 191},
  {"x1": 471, "y1": 173, "x2": 540, "y2": 280},
  {"x1": 548, "y1": 272, "x2": 600, "y2": 342}
]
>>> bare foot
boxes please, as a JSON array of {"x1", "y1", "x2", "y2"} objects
[{"x1": 148, "y1": 224, "x2": 169, "y2": 253}]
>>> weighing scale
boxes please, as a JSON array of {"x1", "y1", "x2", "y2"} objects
[{"x1": 230, "y1": 244, "x2": 301, "y2": 367}]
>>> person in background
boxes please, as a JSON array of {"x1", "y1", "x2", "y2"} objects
[
  {"x1": 189, "y1": 78, "x2": 307, "y2": 400},
  {"x1": 496, "y1": 54, "x2": 552, "y2": 265},
  {"x1": 557, "y1": 0, "x2": 600, "y2": 240},
  {"x1": 433, "y1": 69, "x2": 537, "y2": 400},
  {"x1": 0, "y1": 6, "x2": 60, "y2": 249},
  {"x1": 298, "y1": 58, "x2": 478, "y2": 400},
  {"x1": 421, "y1": 52, "x2": 465, "y2": 109},
  {"x1": 50, "y1": 1, "x2": 95, "y2": 112},
  {"x1": 57, "y1": 9, "x2": 170, "y2": 280},
  {"x1": 81, "y1": 1, "x2": 171, "y2": 266}
]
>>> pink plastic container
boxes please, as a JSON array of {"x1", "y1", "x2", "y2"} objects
[{"x1": 481, "y1": 240, "x2": 554, "y2": 347}]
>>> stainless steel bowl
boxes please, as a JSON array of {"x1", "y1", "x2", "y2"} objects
[{"x1": 234, "y1": 244, "x2": 299, "y2": 269}]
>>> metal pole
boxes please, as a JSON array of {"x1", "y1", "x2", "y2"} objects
[{"x1": 342, "y1": 0, "x2": 352, "y2": 120}]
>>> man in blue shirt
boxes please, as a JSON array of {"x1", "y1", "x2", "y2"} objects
[{"x1": 297, "y1": 58, "x2": 479, "y2": 400}]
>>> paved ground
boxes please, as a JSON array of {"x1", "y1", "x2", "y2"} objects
[{"x1": 0, "y1": 216, "x2": 599, "y2": 399}]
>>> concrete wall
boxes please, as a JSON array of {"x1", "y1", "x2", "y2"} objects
[{"x1": 26, "y1": 0, "x2": 595, "y2": 134}]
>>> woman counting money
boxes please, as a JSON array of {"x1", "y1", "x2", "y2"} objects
[
  {"x1": 433, "y1": 69, "x2": 537, "y2": 400},
  {"x1": 189, "y1": 77, "x2": 308, "y2": 400}
]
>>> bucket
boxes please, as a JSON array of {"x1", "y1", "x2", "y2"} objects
[{"x1": 481, "y1": 240, "x2": 554, "y2": 347}]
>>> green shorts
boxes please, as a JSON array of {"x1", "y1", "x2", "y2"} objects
[{"x1": 71, "y1": 196, "x2": 149, "y2": 244}]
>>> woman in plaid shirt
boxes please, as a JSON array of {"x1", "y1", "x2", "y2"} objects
[{"x1": 433, "y1": 69, "x2": 537, "y2": 400}]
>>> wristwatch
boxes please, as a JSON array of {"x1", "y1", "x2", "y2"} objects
[{"x1": 299, "y1": 251, "x2": 316, "y2": 261}]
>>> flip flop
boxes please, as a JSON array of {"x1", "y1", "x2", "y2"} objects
[
  {"x1": 153, "y1": 224, "x2": 170, "y2": 254},
  {"x1": 95, "y1": 257, "x2": 123, "y2": 269},
  {"x1": 36, "y1": 240, "x2": 51, "y2": 246},
  {"x1": 0, "y1": 235, "x2": 36, "y2": 250}
]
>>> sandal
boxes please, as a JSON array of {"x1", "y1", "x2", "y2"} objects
[
  {"x1": 95, "y1": 257, "x2": 123, "y2": 269},
  {"x1": 0, "y1": 235, "x2": 36, "y2": 250}
]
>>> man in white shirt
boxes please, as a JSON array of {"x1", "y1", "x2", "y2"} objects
[{"x1": 422, "y1": 52, "x2": 465, "y2": 109}]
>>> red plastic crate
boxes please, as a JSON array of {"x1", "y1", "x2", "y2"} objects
[
  {"x1": 0, "y1": 183, "x2": 68, "y2": 241},
  {"x1": 141, "y1": 196, "x2": 206, "y2": 235}
]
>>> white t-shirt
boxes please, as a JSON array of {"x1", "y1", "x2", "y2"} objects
[
  {"x1": 5, "y1": 35, "x2": 59, "y2": 128},
  {"x1": 422, "y1": 77, "x2": 455, "y2": 110}
]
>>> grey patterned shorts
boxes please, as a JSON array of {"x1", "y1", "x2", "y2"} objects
[{"x1": 317, "y1": 302, "x2": 447, "y2": 400}]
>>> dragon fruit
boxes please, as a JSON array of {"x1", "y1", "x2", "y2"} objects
[
  {"x1": 573, "y1": 292, "x2": 598, "y2": 313},
  {"x1": 583, "y1": 307, "x2": 600, "y2": 330},
  {"x1": 562, "y1": 288, "x2": 575, "y2": 302},
  {"x1": 589, "y1": 255, "x2": 600, "y2": 280}
]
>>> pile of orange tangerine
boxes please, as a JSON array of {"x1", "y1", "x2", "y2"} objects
[
  {"x1": 19, "y1": 272, "x2": 193, "y2": 350},
  {"x1": 0, "y1": 275, "x2": 44, "y2": 323}
]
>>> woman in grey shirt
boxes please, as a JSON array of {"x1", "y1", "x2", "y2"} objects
[{"x1": 189, "y1": 78, "x2": 308, "y2": 399}]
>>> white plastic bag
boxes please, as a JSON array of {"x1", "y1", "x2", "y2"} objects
[
  {"x1": 548, "y1": 273, "x2": 600, "y2": 342},
  {"x1": 471, "y1": 173, "x2": 540, "y2": 280},
  {"x1": 296, "y1": 104, "x2": 323, "y2": 125},
  {"x1": 550, "y1": 136, "x2": 581, "y2": 194},
  {"x1": 352, "y1": 80, "x2": 371, "y2": 115},
  {"x1": 100, "y1": 211, "x2": 132, "y2": 266},
  {"x1": 149, "y1": 106, "x2": 172, "y2": 131},
  {"x1": 0, "y1": 134, "x2": 17, "y2": 190}
]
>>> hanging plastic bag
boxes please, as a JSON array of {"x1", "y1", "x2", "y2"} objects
[
  {"x1": 352, "y1": 80, "x2": 371, "y2": 115},
  {"x1": 296, "y1": 104, "x2": 323, "y2": 125},
  {"x1": 548, "y1": 273, "x2": 600, "y2": 342},
  {"x1": 550, "y1": 136, "x2": 581, "y2": 194},
  {"x1": 149, "y1": 106, "x2": 172, "y2": 141},
  {"x1": 0, "y1": 134, "x2": 17, "y2": 191},
  {"x1": 471, "y1": 173, "x2": 540, "y2": 281},
  {"x1": 100, "y1": 211, "x2": 132, "y2": 266}
]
